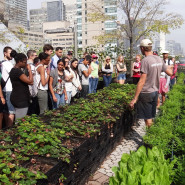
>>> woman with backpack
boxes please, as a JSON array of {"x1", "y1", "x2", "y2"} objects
[
  {"x1": 35, "y1": 52, "x2": 50, "y2": 114},
  {"x1": 9, "y1": 52, "x2": 33, "y2": 120},
  {"x1": 70, "y1": 58, "x2": 82, "y2": 101},
  {"x1": 49, "y1": 59, "x2": 67, "y2": 109},
  {"x1": 63, "y1": 57, "x2": 73, "y2": 104},
  {"x1": 116, "y1": 55, "x2": 127, "y2": 84}
]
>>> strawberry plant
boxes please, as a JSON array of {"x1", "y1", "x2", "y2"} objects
[{"x1": 0, "y1": 83, "x2": 136, "y2": 184}]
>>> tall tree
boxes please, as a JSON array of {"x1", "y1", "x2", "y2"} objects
[
  {"x1": 118, "y1": 0, "x2": 183, "y2": 61},
  {"x1": 88, "y1": 0, "x2": 184, "y2": 60}
]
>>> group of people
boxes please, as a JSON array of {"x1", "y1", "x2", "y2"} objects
[
  {"x1": 0, "y1": 41, "x2": 177, "y2": 130},
  {"x1": 0, "y1": 44, "x2": 128, "y2": 129}
]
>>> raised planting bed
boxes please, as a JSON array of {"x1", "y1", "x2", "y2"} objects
[{"x1": 0, "y1": 83, "x2": 136, "y2": 185}]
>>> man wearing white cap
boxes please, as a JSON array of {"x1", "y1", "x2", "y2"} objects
[
  {"x1": 162, "y1": 50, "x2": 173, "y2": 66},
  {"x1": 130, "y1": 39, "x2": 173, "y2": 128}
]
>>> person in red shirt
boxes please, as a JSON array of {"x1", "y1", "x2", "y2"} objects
[
  {"x1": 170, "y1": 57, "x2": 177, "y2": 88},
  {"x1": 132, "y1": 55, "x2": 141, "y2": 84}
]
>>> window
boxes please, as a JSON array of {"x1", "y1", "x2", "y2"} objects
[
  {"x1": 105, "y1": 7, "x2": 117, "y2": 13},
  {"x1": 78, "y1": 32, "x2": 82, "y2": 37},
  {"x1": 78, "y1": 40, "x2": 82, "y2": 45},
  {"x1": 105, "y1": 22, "x2": 117, "y2": 28},
  {"x1": 77, "y1": 4, "x2": 82, "y2": 9},
  {"x1": 77, "y1": 11, "x2": 82, "y2": 16},
  {"x1": 77, "y1": 25, "x2": 82, "y2": 30},
  {"x1": 77, "y1": 18, "x2": 82, "y2": 23}
]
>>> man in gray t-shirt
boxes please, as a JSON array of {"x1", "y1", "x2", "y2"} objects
[
  {"x1": 130, "y1": 39, "x2": 173, "y2": 128},
  {"x1": 78, "y1": 55, "x2": 92, "y2": 98}
]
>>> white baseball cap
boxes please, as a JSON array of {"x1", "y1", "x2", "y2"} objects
[
  {"x1": 162, "y1": 50, "x2": 169, "y2": 54},
  {"x1": 140, "y1": 39, "x2": 152, "y2": 47}
]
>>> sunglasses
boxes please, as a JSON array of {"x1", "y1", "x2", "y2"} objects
[{"x1": 106, "y1": 59, "x2": 110, "y2": 61}]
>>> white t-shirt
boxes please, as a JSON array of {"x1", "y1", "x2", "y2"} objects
[
  {"x1": 2, "y1": 60, "x2": 14, "y2": 92},
  {"x1": 64, "y1": 69, "x2": 73, "y2": 92},
  {"x1": 164, "y1": 59, "x2": 173, "y2": 65},
  {"x1": 35, "y1": 64, "x2": 48, "y2": 91}
]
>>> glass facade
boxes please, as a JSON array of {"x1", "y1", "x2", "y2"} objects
[
  {"x1": 47, "y1": 0, "x2": 66, "y2": 22},
  {"x1": 5, "y1": 0, "x2": 27, "y2": 28}
]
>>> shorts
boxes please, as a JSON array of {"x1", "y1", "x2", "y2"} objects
[
  {"x1": 137, "y1": 91, "x2": 158, "y2": 120},
  {"x1": 117, "y1": 73, "x2": 126, "y2": 80},
  {"x1": 3, "y1": 91, "x2": 15, "y2": 114},
  {"x1": 159, "y1": 78, "x2": 168, "y2": 94}
]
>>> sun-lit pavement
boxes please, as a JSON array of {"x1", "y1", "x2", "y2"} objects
[{"x1": 86, "y1": 119, "x2": 146, "y2": 185}]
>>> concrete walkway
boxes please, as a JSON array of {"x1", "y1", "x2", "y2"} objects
[{"x1": 86, "y1": 119, "x2": 146, "y2": 185}]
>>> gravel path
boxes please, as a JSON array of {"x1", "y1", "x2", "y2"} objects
[{"x1": 85, "y1": 119, "x2": 146, "y2": 185}]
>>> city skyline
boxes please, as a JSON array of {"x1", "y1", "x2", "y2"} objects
[{"x1": 27, "y1": 0, "x2": 185, "y2": 52}]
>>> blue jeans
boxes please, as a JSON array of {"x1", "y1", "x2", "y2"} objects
[
  {"x1": 89, "y1": 77, "x2": 99, "y2": 93},
  {"x1": 3, "y1": 91, "x2": 15, "y2": 114},
  {"x1": 103, "y1": 75, "x2": 112, "y2": 87},
  {"x1": 89, "y1": 78, "x2": 92, "y2": 93},
  {"x1": 66, "y1": 91, "x2": 72, "y2": 104},
  {"x1": 81, "y1": 85, "x2": 89, "y2": 98},
  {"x1": 53, "y1": 93, "x2": 65, "y2": 109}
]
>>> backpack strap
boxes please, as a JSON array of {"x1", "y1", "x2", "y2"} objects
[
  {"x1": 168, "y1": 59, "x2": 171, "y2": 66},
  {"x1": 50, "y1": 58, "x2": 55, "y2": 70}
]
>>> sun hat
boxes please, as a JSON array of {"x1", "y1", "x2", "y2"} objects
[{"x1": 161, "y1": 50, "x2": 169, "y2": 54}]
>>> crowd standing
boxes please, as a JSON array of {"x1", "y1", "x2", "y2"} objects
[{"x1": 0, "y1": 41, "x2": 178, "y2": 129}]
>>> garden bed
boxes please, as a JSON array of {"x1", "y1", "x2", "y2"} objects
[
  {"x1": 143, "y1": 73, "x2": 185, "y2": 185},
  {"x1": 0, "y1": 83, "x2": 136, "y2": 185}
]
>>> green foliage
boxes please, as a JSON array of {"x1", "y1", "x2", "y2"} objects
[
  {"x1": 0, "y1": 149, "x2": 46, "y2": 185},
  {"x1": 144, "y1": 73, "x2": 185, "y2": 184},
  {"x1": 110, "y1": 146, "x2": 174, "y2": 185}
]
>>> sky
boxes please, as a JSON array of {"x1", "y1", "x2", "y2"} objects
[{"x1": 27, "y1": 0, "x2": 185, "y2": 51}]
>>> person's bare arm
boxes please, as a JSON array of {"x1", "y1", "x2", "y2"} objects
[
  {"x1": 64, "y1": 88, "x2": 68, "y2": 101},
  {"x1": 19, "y1": 65, "x2": 33, "y2": 85},
  {"x1": 165, "y1": 65, "x2": 173, "y2": 76},
  {"x1": 117, "y1": 64, "x2": 124, "y2": 72},
  {"x1": 38, "y1": 66, "x2": 49, "y2": 86},
  {"x1": 0, "y1": 85, "x2": 5, "y2": 104},
  {"x1": 130, "y1": 73, "x2": 147, "y2": 109},
  {"x1": 83, "y1": 67, "x2": 91, "y2": 77},
  {"x1": 49, "y1": 76, "x2": 57, "y2": 102}
]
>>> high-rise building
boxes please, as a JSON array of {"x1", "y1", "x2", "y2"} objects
[
  {"x1": 5, "y1": 0, "x2": 27, "y2": 28},
  {"x1": 166, "y1": 40, "x2": 183, "y2": 56},
  {"x1": 29, "y1": 1, "x2": 66, "y2": 33},
  {"x1": 76, "y1": 0, "x2": 118, "y2": 49},
  {"x1": 29, "y1": 3, "x2": 47, "y2": 32},
  {"x1": 47, "y1": 0, "x2": 66, "y2": 22},
  {"x1": 65, "y1": 4, "x2": 77, "y2": 28}
]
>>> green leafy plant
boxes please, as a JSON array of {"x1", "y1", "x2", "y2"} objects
[{"x1": 109, "y1": 146, "x2": 175, "y2": 185}]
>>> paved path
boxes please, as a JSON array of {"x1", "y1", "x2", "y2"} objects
[{"x1": 86, "y1": 119, "x2": 146, "y2": 185}]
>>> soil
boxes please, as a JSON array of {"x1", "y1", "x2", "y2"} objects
[
  {"x1": 22, "y1": 156, "x2": 59, "y2": 174},
  {"x1": 61, "y1": 137, "x2": 86, "y2": 149}
]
